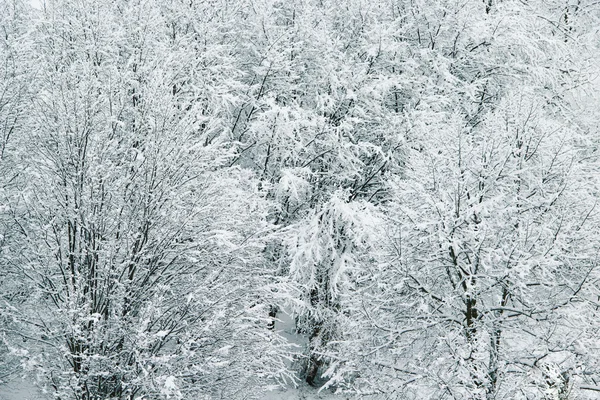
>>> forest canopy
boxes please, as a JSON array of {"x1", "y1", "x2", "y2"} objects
[{"x1": 1, "y1": 0, "x2": 600, "y2": 399}]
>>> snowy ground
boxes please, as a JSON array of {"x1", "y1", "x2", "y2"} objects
[
  {"x1": 0, "y1": 380, "x2": 344, "y2": 400},
  {"x1": 0, "y1": 377, "x2": 46, "y2": 400},
  {"x1": 0, "y1": 375, "x2": 346, "y2": 400},
  {"x1": 264, "y1": 386, "x2": 346, "y2": 400}
]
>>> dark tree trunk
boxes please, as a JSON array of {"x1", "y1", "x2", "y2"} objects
[{"x1": 306, "y1": 324, "x2": 323, "y2": 386}]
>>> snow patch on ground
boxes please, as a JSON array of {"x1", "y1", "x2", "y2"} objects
[
  {"x1": 264, "y1": 386, "x2": 348, "y2": 400},
  {"x1": 0, "y1": 376, "x2": 46, "y2": 400}
]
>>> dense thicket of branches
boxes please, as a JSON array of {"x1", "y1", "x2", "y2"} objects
[{"x1": 1, "y1": 0, "x2": 600, "y2": 399}]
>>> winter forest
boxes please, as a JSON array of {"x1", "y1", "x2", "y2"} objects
[{"x1": 2, "y1": 0, "x2": 600, "y2": 399}]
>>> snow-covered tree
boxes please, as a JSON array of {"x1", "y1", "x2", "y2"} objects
[
  {"x1": 1, "y1": 0, "x2": 293, "y2": 398},
  {"x1": 220, "y1": 0, "x2": 406, "y2": 384},
  {"x1": 0, "y1": 0, "x2": 34, "y2": 384},
  {"x1": 318, "y1": 0, "x2": 600, "y2": 398}
]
